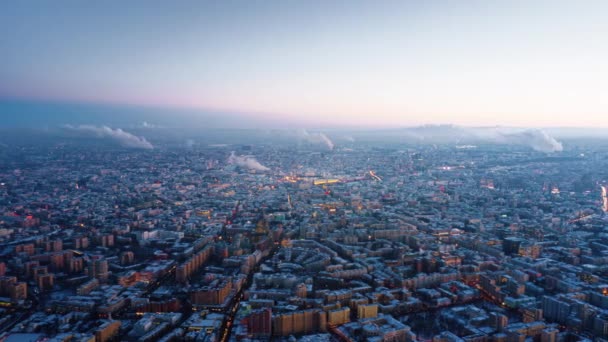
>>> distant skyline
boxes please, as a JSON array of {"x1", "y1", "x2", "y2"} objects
[{"x1": 1, "y1": 1, "x2": 608, "y2": 128}]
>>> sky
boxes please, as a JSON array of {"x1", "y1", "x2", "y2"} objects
[{"x1": 1, "y1": 0, "x2": 607, "y2": 128}]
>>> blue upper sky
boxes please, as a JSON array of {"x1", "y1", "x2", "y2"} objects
[{"x1": 1, "y1": 0, "x2": 607, "y2": 128}]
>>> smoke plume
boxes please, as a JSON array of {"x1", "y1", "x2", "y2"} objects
[
  {"x1": 228, "y1": 152, "x2": 269, "y2": 171},
  {"x1": 297, "y1": 129, "x2": 334, "y2": 150},
  {"x1": 500, "y1": 129, "x2": 563, "y2": 153},
  {"x1": 63, "y1": 125, "x2": 153, "y2": 149},
  {"x1": 141, "y1": 121, "x2": 156, "y2": 128},
  {"x1": 397, "y1": 125, "x2": 563, "y2": 152}
]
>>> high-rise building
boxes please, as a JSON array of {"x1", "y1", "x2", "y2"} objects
[
  {"x1": 120, "y1": 251, "x2": 134, "y2": 265},
  {"x1": 327, "y1": 307, "x2": 350, "y2": 326},
  {"x1": 88, "y1": 259, "x2": 109, "y2": 282},
  {"x1": 272, "y1": 310, "x2": 325, "y2": 336},
  {"x1": 10, "y1": 282, "x2": 28, "y2": 301},
  {"x1": 491, "y1": 312, "x2": 509, "y2": 332},
  {"x1": 77, "y1": 278, "x2": 100, "y2": 295},
  {"x1": 50, "y1": 252, "x2": 64, "y2": 271},
  {"x1": 69, "y1": 257, "x2": 84, "y2": 273},
  {"x1": 46, "y1": 239, "x2": 63, "y2": 252},
  {"x1": 15, "y1": 243, "x2": 35, "y2": 256},
  {"x1": 99, "y1": 234, "x2": 114, "y2": 247},
  {"x1": 95, "y1": 320, "x2": 121, "y2": 342},
  {"x1": 0, "y1": 276, "x2": 16, "y2": 293},
  {"x1": 32, "y1": 266, "x2": 48, "y2": 281},
  {"x1": 74, "y1": 236, "x2": 90, "y2": 249},
  {"x1": 25, "y1": 261, "x2": 40, "y2": 278},
  {"x1": 247, "y1": 308, "x2": 272, "y2": 337},
  {"x1": 37, "y1": 273, "x2": 54, "y2": 291},
  {"x1": 540, "y1": 328, "x2": 558, "y2": 342},
  {"x1": 358, "y1": 304, "x2": 379, "y2": 319}
]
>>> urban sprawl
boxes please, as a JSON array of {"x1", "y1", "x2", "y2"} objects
[{"x1": 1, "y1": 140, "x2": 608, "y2": 342}]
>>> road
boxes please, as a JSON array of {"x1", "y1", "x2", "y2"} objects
[{"x1": 219, "y1": 245, "x2": 280, "y2": 342}]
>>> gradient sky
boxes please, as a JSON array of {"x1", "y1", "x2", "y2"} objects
[{"x1": 1, "y1": 0, "x2": 607, "y2": 128}]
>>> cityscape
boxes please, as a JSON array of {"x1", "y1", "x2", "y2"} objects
[
  {"x1": 2, "y1": 1, "x2": 608, "y2": 341},
  {"x1": 2, "y1": 129, "x2": 608, "y2": 342}
]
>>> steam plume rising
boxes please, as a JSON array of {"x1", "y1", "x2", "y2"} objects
[
  {"x1": 228, "y1": 152, "x2": 269, "y2": 171},
  {"x1": 397, "y1": 125, "x2": 563, "y2": 153},
  {"x1": 297, "y1": 129, "x2": 334, "y2": 150},
  {"x1": 63, "y1": 125, "x2": 153, "y2": 149},
  {"x1": 140, "y1": 121, "x2": 156, "y2": 128},
  {"x1": 500, "y1": 129, "x2": 563, "y2": 153}
]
